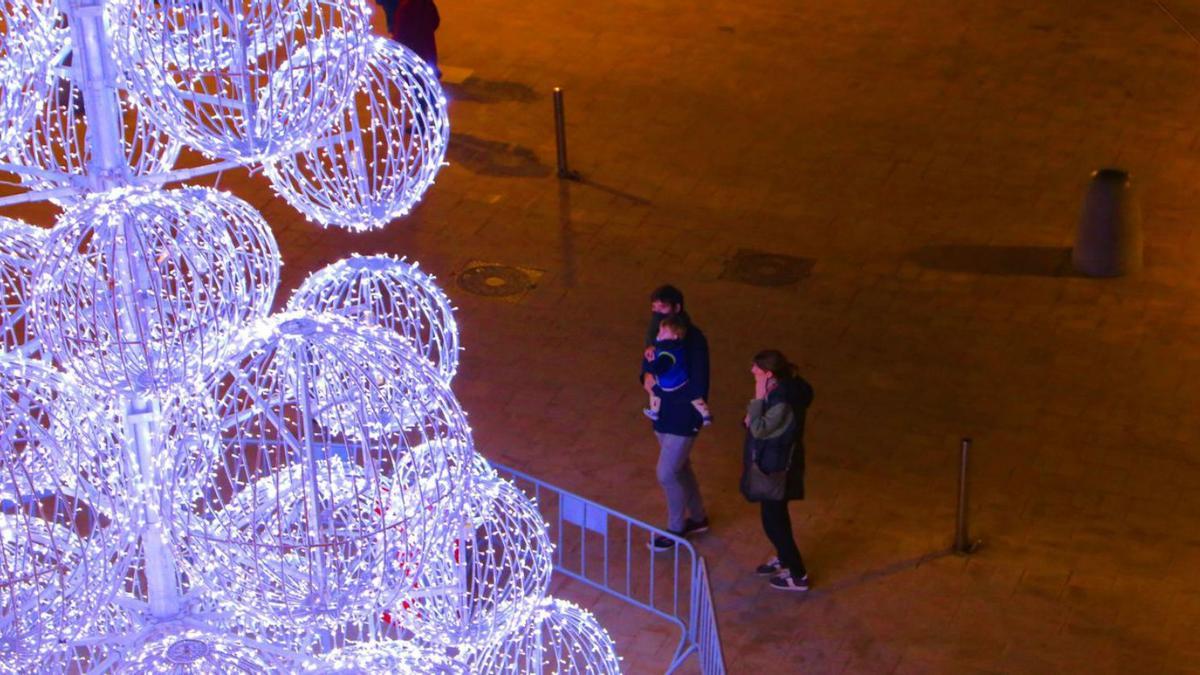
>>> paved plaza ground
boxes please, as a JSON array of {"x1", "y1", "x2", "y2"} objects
[{"x1": 9, "y1": 0, "x2": 1200, "y2": 673}]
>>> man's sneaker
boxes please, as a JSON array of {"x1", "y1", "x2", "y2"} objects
[
  {"x1": 769, "y1": 573, "x2": 810, "y2": 592},
  {"x1": 682, "y1": 517, "x2": 710, "y2": 537},
  {"x1": 755, "y1": 557, "x2": 782, "y2": 576},
  {"x1": 642, "y1": 408, "x2": 659, "y2": 421},
  {"x1": 647, "y1": 534, "x2": 679, "y2": 552}
]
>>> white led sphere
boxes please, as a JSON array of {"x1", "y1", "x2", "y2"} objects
[
  {"x1": 113, "y1": 625, "x2": 284, "y2": 674},
  {"x1": 472, "y1": 598, "x2": 623, "y2": 675},
  {"x1": 164, "y1": 312, "x2": 475, "y2": 627},
  {"x1": 309, "y1": 641, "x2": 467, "y2": 674},
  {"x1": 397, "y1": 477, "x2": 553, "y2": 649},
  {"x1": 0, "y1": 0, "x2": 60, "y2": 156},
  {"x1": 108, "y1": 0, "x2": 370, "y2": 162},
  {"x1": 288, "y1": 255, "x2": 459, "y2": 380},
  {"x1": 265, "y1": 36, "x2": 448, "y2": 230},
  {"x1": 0, "y1": 217, "x2": 46, "y2": 354},
  {"x1": 8, "y1": 71, "x2": 181, "y2": 200},
  {"x1": 0, "y1": 356, "x2": 131, "y2": 509},
  {"x1": 31, "y1": 186, "x2": 280, "y2": 393},
  {"x1": 0, "y1": 357, "x2": 132, "y2": 671},
  {"x1": 0, "y1": 515, "x2": 115, "y2": 672}
]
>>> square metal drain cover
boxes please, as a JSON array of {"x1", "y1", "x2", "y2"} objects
[{"x1": 721, "y1": 249, "x2": 814, "y2": 287}]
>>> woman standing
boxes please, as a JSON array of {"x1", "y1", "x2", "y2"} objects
[{"x1": 742, "y1": 349, "x2": 813, "y2": 591}]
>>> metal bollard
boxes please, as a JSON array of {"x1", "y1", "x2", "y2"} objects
[
  {"x1": 954, "y1": 437, "x2": 980, "y2": 554},
  {"x1": 552, "y1": 87, "x2": 578, "y2": 180}
]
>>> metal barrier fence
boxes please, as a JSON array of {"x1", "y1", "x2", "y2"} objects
[
  {"x1": 692, "y1": 558, "x2": 726, "y2": 673},
  {"x1": 492, "y1": 462, "x2": 727, "y2": 675}
]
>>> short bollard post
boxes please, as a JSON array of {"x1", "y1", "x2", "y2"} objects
[
  {"x1": 552, "y1": 87, "x2": 577, "y2": 180},
  {"x1": 954, "y1": 437, "x2": 979, "y2": 554}
]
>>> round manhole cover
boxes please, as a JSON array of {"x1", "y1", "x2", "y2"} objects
[
  {"x1": 457, "y1": 265, "x2": 534, "y2": 297},
  {"x1": 166, "y1": 638, "x2": 212, "y2": 664},
  {"x1": 723, "y1": 251, "x2": 813, "y2": 287}
]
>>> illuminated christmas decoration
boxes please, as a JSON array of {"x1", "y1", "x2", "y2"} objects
[
  {"x1": 0, "y1": 357, "x2": 133, "y2": 672},
  {"x1": 108, "y1": 0, "x2": 370, "y2": 162},
  {"x1": 31, "y1": 186, "x2": 280, "y2": 393},
  {"x1": 162, "y1": 312, "x2": 474, "y2": 627},
  {"x1": 265, "y1": 37, "x2": 449, "y2": 231},
  {"x1": 399, "y1": 476, "x2": 553, "y2": 649},
  {"x1": 288, "y1": 255, "x2": 459, "y2": 380},
  {"x1": 309, "y1": 640, "x2": 468, "y2": 674},
  {"x1": 0, "y1": 0, "x2": 60, "y2": 155},
  {"x1": 471, "y1": 598, "x2": 624, "y2": 674},
  {"x1": 8, "y1": 67, "x2": 181, "y2": 201},
  {"x1": 0, "y1": 216, "x2": 44, "y2": 353},
  {"x1": 0, "y1": 0, "x2": 622, "y2": 668},
  {"x1": 111, "y1": 625, "x2": 284, "y2": 674}
]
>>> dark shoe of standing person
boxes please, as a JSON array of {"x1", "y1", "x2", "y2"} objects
[
  {"x1": 769, "y1": 572, "x2": 810, "y2": 592},
  {"x1": 682, "y1": 517, "x2": 709, "y2": 537},
  {"x1": 755, "y1": 556, "x2": 782, "y2": 576},
  {"x1": 647, "y1": 531, "x2": 683, "y2": 552}
]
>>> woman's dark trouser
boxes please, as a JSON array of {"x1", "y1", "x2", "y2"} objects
[{"x1": 760, "y1": 499, "x2": 806, "y2": 577}]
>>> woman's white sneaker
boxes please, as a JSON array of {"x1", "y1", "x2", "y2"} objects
[{"x1": 769, "y1": 573, "x2": 810, "y2": 592}]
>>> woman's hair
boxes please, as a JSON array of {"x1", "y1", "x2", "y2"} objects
[
  {"x1": 659, "y1": 314, "x2": 689, "y2": 338},
  {"x1": 753, "y1": 349, "x2": 797, "y2": 380}
]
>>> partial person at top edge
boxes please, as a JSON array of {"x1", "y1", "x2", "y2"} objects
[{"x1": 375, "y1": 0, "x2": 442, "y2": 79}]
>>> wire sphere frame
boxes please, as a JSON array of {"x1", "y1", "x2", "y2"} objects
[
  {"x1": 264, "y1": 36, "x2": 449, "y2": 230},
  {"x1": 0, "y1": 0, "x2": 61, "y2": 157},
  {"x1": 112, "y1": 624, "x2": 288, "y2": 674},
  {"x1": 288, "y1": 255, "x2": 459, "y2": 381},
  {"x1": 7, "y1": 64, "x2": 182, "y2": 203},
  {"x1": 471, "y1": 598, "x2": 623, "y2": 675},
  {"x1": 0, "y1": 217, "x2": 46, "y2": 354},
  {"x1": 397, "y1": 476, "x2": 554, "y2": 651},
  {"x1": 30, "y1": 186, "x2": 281, "y2": 394},
  {"x1": 108, "y1": 0, "x2": 372, "y2": 162},
  {"x1": 0, "y1": 0, "x2": 622, "y2": 667},
  {"x1": 0, "y1": 356, "x2": 135, "y2": 672},
  {"x1": 163, "y1": 312, "x2": 477, "y2": 629},
  {"x1": 307, "y1": 640, "x2": 468, "y2": 674}
]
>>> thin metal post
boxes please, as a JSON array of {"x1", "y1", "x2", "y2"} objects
[
  {"x1": 552, "y1": 87, "x2": 578, "y2": 180},
  {"x1": 954, "y1": 437, "x2": 979, "y2": 554},
  {"x1": 67, "y1": 0, "x2": 130, "y2": 190},
  {"x1": 125, "y1": 395, "x2": 182, "y2": 618}
]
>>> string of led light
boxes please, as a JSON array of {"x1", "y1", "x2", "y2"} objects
[
  {"x1": 0, "y1": 216, "x2": 45, "y2": 354},
  {"x1": 0, "y1": 0, "x2": 623, "y2": 668},
  {"x1": 264, "y1": 36, "x2": 449, "y2": 230},
  {"x1": 288, "y1": 254, "x2": 460, "y2": 381}
]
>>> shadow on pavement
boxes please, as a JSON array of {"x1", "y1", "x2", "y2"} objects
[
  {"x1": 447, "y1": 133, "x2": 552, "y2": 178},
  {"x1": 802, "y1": 549, "x2": 955, "y2": 599},
  {"x1": 444, "y1": 76, "x2": 540, "y2": 104},
  {"x1": 572, "y1": 176, "x2": 652, "y2": 206},
  {"x1": 909, "y1": 244, "x2": 1074, "y2": 277}
]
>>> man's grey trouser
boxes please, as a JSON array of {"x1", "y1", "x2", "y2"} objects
[{"x1": 655, "y1": 431, "x2": 707, "y2": 533}]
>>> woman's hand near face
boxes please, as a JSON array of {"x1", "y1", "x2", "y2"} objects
[{"x1": 750, "y1": 363, "x2": 774, "y2": 400}]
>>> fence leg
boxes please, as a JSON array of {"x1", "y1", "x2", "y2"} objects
[
  {"x1": 553, "y1": 87, "x2": 579, "y2": 180},
  {"x1": 954, "y1": 437, "x2": 980, "y2": 554}
]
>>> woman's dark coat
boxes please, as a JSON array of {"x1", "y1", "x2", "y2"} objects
[{"x1": 743, "y1": 375, "x2": 813, "y2": 501}]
